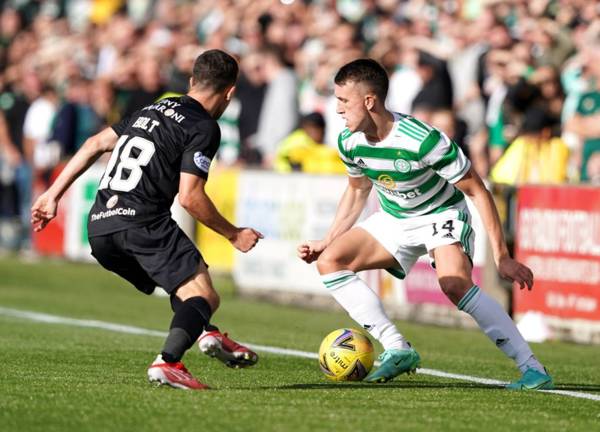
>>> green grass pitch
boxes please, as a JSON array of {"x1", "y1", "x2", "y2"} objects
[{"x1": 0, "y1": 257, "x2": 599, "y2": 432}]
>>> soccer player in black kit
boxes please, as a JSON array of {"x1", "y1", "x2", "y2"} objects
[{"x1": 31, "y1": 50, "x2": 263, "y2": 390}]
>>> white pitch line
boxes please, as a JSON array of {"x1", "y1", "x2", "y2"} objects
[{"x1": 1, "y1": 306, "x2": 599, "y2": 402}]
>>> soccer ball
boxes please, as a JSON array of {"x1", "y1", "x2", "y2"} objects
[{"x1": 318, "y1": 328, "x2": 374, "y2": 381}]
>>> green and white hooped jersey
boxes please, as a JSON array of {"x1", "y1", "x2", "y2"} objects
[{"x1": 337, "y1": 113, "x2": 471, "y2": 219}]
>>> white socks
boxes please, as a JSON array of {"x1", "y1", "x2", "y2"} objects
[
  {"x1": 458, "y1": 286, "x2": 544, "y2": 374},
  {"x1": 320, "y1": 273, "x2": 543, "y2": 374},
  {"x1": 321, "y1": 270, "x2": 410, "y2": 351}
]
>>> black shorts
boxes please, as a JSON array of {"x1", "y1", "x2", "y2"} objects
[{"x1": 89, "y1": 217, "x2": 203, "y2": 295}]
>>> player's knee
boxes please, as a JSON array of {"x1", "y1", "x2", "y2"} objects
[
  {"x1": 208, "y1": 290, "x2": 220, "y2": 312},
  {"x1": 176, "y1": 283, "x2": 220, "y2": 312},
  {"x1": 316, "y1": 250, "x2": 346, "y2": 275},
  {"x1": 439, "y1": 277, "x2": 471, "y2": 305},
  {"x1": 195, "y1": 288, "x2": 220, "y2": 313}
]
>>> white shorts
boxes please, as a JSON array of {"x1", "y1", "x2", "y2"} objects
[{"x1": 357, "y1": 201, "x2": 475, "y2": 279}]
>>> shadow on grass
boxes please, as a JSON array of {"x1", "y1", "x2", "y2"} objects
[
  {"x1": 263, "y1": 382, "x2": 600, "y2": 393},
  {"x1": 270, "y1": 381, "x2": 504, "y2": 391},
  {"x1": 552, "y1": 383, "x2": 600, "y2": 392}
]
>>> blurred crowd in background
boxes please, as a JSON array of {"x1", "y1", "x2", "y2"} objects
[{"x1": 1, "y1": 0, "x2": 600, "y2": 253}]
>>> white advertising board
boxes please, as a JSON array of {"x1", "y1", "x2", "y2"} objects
[{"x1": 233, "y1": 171, "x2": 348, "y2": 294}]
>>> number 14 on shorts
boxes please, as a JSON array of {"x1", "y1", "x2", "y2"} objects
[{"x1": 432, "y1": 220, "x2": 455, "y2": 237}]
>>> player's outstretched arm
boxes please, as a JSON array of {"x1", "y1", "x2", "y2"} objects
[
  {"x1": 454, "y1": 167, "x2": 534, "y2": 290},
  {"x1": 298, "y1": 175, "x2": 372, "y2": 264},
  {"x1": 31, "y1": 127, "x2": 119, "y2": 232},
  {"x1": 179, "y1": 172, "x2": 263, "y2": 252}
]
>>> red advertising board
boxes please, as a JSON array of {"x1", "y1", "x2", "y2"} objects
[
  {"x1": 31, "y1": 166, "x2": 67, "y2": 256},
  {"x1": 405, "y1": 261, "x2": 483, "y2": 306},
  {"x1": 514, "y1": 186, "x2": 600, "y2": 321}
]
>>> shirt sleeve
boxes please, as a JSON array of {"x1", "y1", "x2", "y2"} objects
[
  {"x1": 337, "y1": 132, "x2": 363, "y2": 177},
  {"x1": 420, "y1": 129, "x2": 471, "y2": 184},
  {"x1": 110, "y1": 116, "x2": 131, "y2": 136},
  {"x1": 180, "y1": 120, "x2": 221, "y2": 179}
]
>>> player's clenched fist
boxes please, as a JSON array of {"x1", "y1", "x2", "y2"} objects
[
  {"x1": 230, "y1": 227, "x2": 264, "y2": 252},
  {"x1": 297, "y1": 240, "x2": 328, "y2": 264}
]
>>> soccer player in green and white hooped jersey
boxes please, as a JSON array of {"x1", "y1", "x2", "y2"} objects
[{"x1": 298, "y1": 59, "x2": 553, "y2": 390}]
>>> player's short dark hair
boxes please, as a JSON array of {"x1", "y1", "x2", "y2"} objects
[
  {"x1": 334, "y1": 58, "x2": 389, "y2": 100},
  {"x1": 192, "y1": 49, "x2": 239, "y2": 92}
]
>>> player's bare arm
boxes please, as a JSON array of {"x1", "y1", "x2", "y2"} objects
[
  {"x1": 31, "y1": 127, "x2": 119, "y2": 232},
  {"x1": 454, "y1": 167, "x2": 534, "y2": 290},
  {"x1": 179, "y1": 172, "x2": 263, "y2": 252},
  {"x1": 298, "y1": 175, "x2": 372, "y2": 263}
]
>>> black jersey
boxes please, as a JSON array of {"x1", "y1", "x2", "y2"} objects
[{"x1": 87, "y1": 95, "x2": 220, "y2": 237}]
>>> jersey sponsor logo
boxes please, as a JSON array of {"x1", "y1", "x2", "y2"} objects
[
  {"x1": 377, "y1": 174, "x2": 395, "y2": 188},
  {"x1": 380, "y1": 186, "x2": 423, "y2": 199},
  {"x1": 394, "y1": 158, "x2": 411, "y2": 173},
  {"x1": 160, "y1": 99, "x2": 181, "y2": 108},
  {"x1": 106, "y1": 195, "x2": 119, "y2": 209},
  {"x1": 90, "y1": 207, "x2": 136, "y2": 221},
  {"x1": 164, "y1": 108, "x2": 186, "y2": 122},
  {"x1": 193, "y1": 151, "x2": 212, "y2": 172},
  {"x1": 142, "y1": 100, "x2": 186, "y2": 123}
]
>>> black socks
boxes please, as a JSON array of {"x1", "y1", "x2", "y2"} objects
[{"x1": 161, "y1": 296, "x2": 212, "y2": 363}]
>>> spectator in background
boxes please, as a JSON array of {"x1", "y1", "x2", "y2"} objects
[
  {"x1": 0, "y1": 110, "x2": 20, "y2": 250},
  {"x1": 236, "y1": 50, "x2": 266, "y2": 165},
  {"x1": 523, "y1": 18, "x2": 574, "y2": 70},
  {"x1": 0, "y1": 66, "x2": 40, "y2": 252},
  {"x1": 1, "y1": 0, "x2": 599, "y2": 189},
  {"x1": 568, "y1": 90, "x2": 600, "y2": 182},
  {"x1": 565, "y1": 27, "x2": 600, "y2": 182},
  {"x1": 386, "y1": 42, "x2": 422, "y2": 115},
  {"x1": 0, "y1": 8, "x2": 22, "y2": 71},
  {"x1": 122, "y1": 57, "x2": 165, "y2": 118},
  {"x1": 274, "y1": 112, "x2": 344, "y2": 174},
  {"x1": 167, "y1": 44, "x2": 203, "y2": 95},
  {"x1": 476, "y1": 18, "x2": 513, "y2": 109},
  {"x1": 18, "y1": 83, "x2": 57, "y2": 253},
  {"x1": 89, "y1": 78, "x2": 120, "y2": 128},
  {"x1": 24, "y1": 84, "x2": 58, "y2": 173},
  {"x1": 473, "y1": 18, "x2": 515, "y2": 174},
  {"x1": 482, "y1": 49, "x2": 512, "y2": 167},
  {"x1": 491, "y1": 106, "x2": 569, "y2": 185},
  {"x1": 95, "y1": 14, "x2": 138, "y2": 79},
  {"x1": 530, "y1": 66, "x2": 564, "y2": 126},
  {"x1": 49, "y1": 78, "x2": 101, "y2": 158},
  {"x1": 411, "y1": 50, "x2": 454, "y2": 121},
  {"x1": 445, "y1": 18, "x2": 487, "y2": 139},
  {"x1": 586, "y1": 153, "x2": 600, "y2": 184},
  {"x1": 254, "y1": 44, "x2": 299, "y2": 167},
  {"x1": 430, "y1": 109, "x2": 470, "y2": 159},
  {"x1": 482, "y1": 44, "x2": 540, "y2": 170}
]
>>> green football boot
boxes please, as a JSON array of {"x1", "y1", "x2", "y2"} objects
[
  {"x1": 364, "y1": 347, "x2": 421, "y2": 383},
  {"x1": 506, "y1": 368, "x2": 554, "y2": 391}
]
